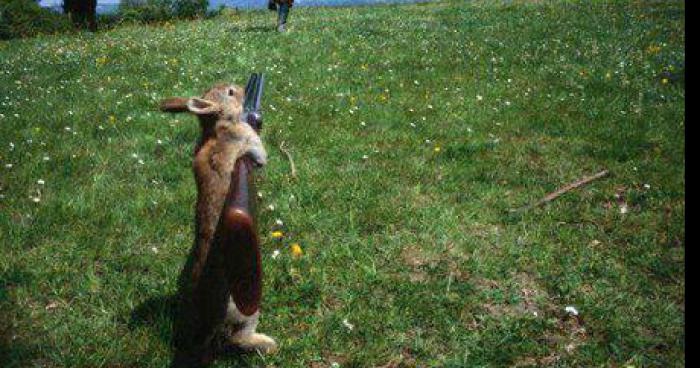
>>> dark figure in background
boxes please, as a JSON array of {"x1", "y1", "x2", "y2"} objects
[
  {"x1": 268, "y1": 0, "x2": 294, "y2": 33},
  {"x1": 63, "y1": 0, "x2": 98, "y2": 32}
]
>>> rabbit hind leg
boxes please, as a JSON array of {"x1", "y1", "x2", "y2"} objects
[{"x1": 225, "y1": 297, "x2": 278, "y2": 354}]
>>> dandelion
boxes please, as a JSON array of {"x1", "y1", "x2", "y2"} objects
[
  {"x1": 434, "y1": 146, "x2": 441, "y2": 153},
  {"x1": 271, "y1": 230, "x2": 284, "y2": 239},
  {"x1": 661, "y1": 78, "x2": 668, "y2": 84},
  {"x1": 290, "y1": 243, "x2": 303, "y2": 257}
]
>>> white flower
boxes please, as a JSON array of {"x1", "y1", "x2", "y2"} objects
[
  {"x1": 643, "y1": 184, "x2": 651, "y2": 189},
  {"x1": 271, "y1": 249, "x2": 281, "y2": 259},
  {"x1": 5, "y1": 164, "x2": 12, "y2": 169},
  {"x1": 476, "y1": 95, "x2": 483, "y2": 101},
  {"x1": 362, "y1": 155, "x2": 369, "y2": 160},
  {"x1": 156, "y1": 139, "x2": 163, "y2": 145},
  {"x1": 275, "y1": 219, "x2": 284, "y2": 226},
  {"x1": 565, "y1": 306, "x2": 579, "y2": 316},
  {"x1": 31, "y1": 197, "x2": 41, "y2": 203},
  {"x1": 267, "y1": 204, "x2": 275, "y2": 211},
  {"x1": 620, "y1": 204, "x2": 628, "y2": 214},
  {"x1": 43, "y1": 156, "x2": 50, "y2": 161},
  {"x1": 138, "y1": 159, "x2": 145, "y2": 165},
  {"x1": 360, "y1": 121, "x2": 366, "y2": 127},
  {"x1": 151, "y1": 246, "x2": 159, "y2": 254},
  {"x1": 37, "y1": 179, "x2": 45, "y2": 185},
  {"x1": 342, "y1": 318, "x2": 355, "y2": 331}
]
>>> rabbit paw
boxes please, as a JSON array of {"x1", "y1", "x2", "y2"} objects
[
  {"x1": 230, "y1": 333, "x2": 278, "y2": 354},
  {"x1": 246, "y1": 141, "x2": 267, "y2": 167}
]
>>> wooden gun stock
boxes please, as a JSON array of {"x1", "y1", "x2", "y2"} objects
[{"x1": 220, "y1": 156, "x2": 261, "y2": 316}]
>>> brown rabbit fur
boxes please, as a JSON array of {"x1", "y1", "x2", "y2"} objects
[{"x1": 161, "y1": 83, "x2": 275, "y2": 365}]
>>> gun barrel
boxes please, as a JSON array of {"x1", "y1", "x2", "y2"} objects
[{"x1": 242, "y1": 73, "x2": 265, "y2": 131}]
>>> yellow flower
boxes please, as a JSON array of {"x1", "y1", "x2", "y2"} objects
[
  {"x1": 646, "y1": 44, "x2": 661, "y2": 54},
  {"x1": 290, "y1": 243, "x2": 303, "y2": 257},
  {"x1": 434, "y1": 146, "x2": 441, "y2": 153},
  {"x1": 271, "y1": 231, "x2": 284, "y2": 239},
  {"x1": 109, "y1": 115, "x2": 116, "y2": 124},
  {"x1": 96, "y1": 56, "x2": 108, "y2": 66},
  {"x1": 662, "y1": 78, "x2": 669, "y2": 84}
]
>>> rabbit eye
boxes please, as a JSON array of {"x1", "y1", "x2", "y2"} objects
[{"x1": 228, "y1": 88, "x2": 235, "y2": 96}]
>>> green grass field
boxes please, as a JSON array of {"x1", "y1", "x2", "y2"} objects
[{"x1": 0, "y1": 0, "x2": 685, "y2": 366}]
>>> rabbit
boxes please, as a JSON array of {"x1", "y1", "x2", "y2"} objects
[{"x1": 160, "y1": 83, "x2": 276, "y2": 365}]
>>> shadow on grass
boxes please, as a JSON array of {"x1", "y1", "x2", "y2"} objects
[
  {"x1": 129, "y1": 252, "x2": 259, "y2": 368},
  {"x1": 0, "y1": 269, "x2": 38, "y2": 367},
  {"x1": 130, "y1": 293, "x2": 257, "y2": 368}
]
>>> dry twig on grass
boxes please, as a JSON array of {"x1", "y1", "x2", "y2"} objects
[
  {"x1": 511, "y1": 170, "x2": 609, "y2": 213},
  {"x1": 279, "y1": 141, "x2": 297, "y2": 179}
]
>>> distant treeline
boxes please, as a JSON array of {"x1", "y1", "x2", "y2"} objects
[{"x1": 0, "y1": 0, "x2": 216, "y2": 40}]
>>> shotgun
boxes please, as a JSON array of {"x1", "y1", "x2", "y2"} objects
[{"x1": 220, "y1": 73, "x2": 265, "y2": 317}]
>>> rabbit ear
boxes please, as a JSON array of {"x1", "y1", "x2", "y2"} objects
[
  {"x1": 186, "y1": 98, "x2": 222, "y2": 115},
  {"x1": 160, "y1": 97, "x2": 190, "y2": 113}
]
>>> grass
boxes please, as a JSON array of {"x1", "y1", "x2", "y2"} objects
[{"x1": 0, "y1": 0, "x2": 685, "y2": 366}]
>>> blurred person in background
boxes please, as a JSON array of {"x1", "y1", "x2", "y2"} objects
[{"x1": 268, "y1": 0, "x2": 294, "y2": 32}]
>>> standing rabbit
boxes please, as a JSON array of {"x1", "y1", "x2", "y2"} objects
[{"x1": 161, "y1": 83, "x2": 276, "y2": 366}]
